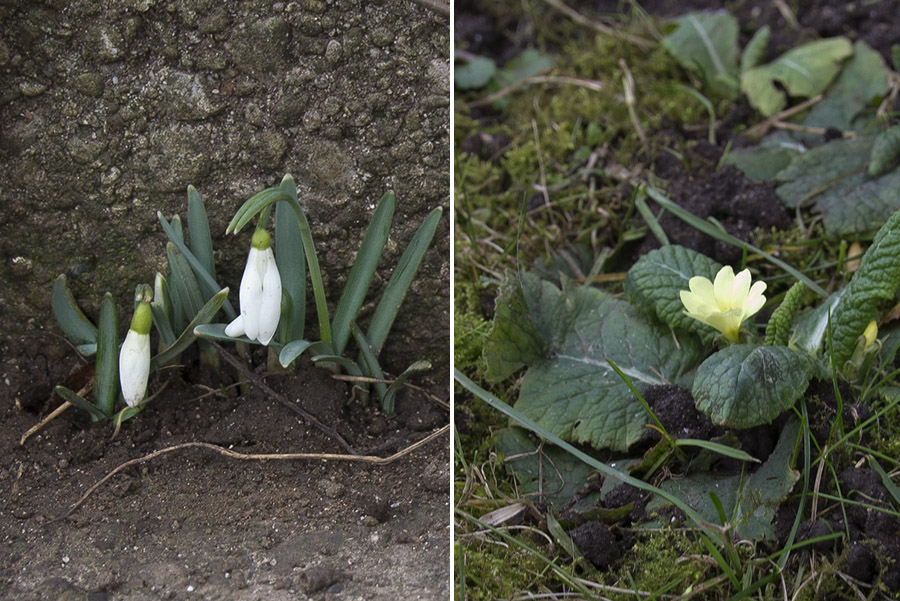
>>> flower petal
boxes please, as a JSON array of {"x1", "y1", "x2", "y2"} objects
[
  {"x1": 224, "y1": 315, "x2": 245, "y2": 338},
  {"x1": 256, "y1": 252, "x2": 282, "y2": 346},
  {"x1": 119, "y1": 329, "x2": 150, "y2": 407},
  {"x1": 713, "y1": 266, "x2": 736, "y2": 309},
  {"x1": 240, "y1": 247, "x2": 263, "y2": 341},
  {"x1": 731, "y1": 269, "x2": 752, "y2": 305}
]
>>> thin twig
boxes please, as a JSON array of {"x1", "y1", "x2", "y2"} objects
[
  {"x1": 20, "y1": 401, "x2": 72, "y2": 445},
  {"x1": 744, "y1": 95, "x2": 824, "y2": 139},
  {"x1": 467, "y1": 75, "x2": 603, "y2": 109},
  {"x1": 56, "y1": 424, "x2": 448, "y2": 521},
  {"x1": 210, "y1": 341, "x2": 356, "y2": 454},
  {"x1": 541, "y1": 0, "x2": 653, "y2": 48}
]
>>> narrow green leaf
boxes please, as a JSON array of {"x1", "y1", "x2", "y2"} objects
[
  {"x1": 94, "y1": 293, "x2": 119, "y2": 416},
  {"x1": 167, "y1": 242, "x2": 204, "y2": 319},
  {"x1": 276, "y1": 181, "x2": 306, "y2": 342},
  {"x1": 740, "y1": 25, "x2": 770, "y2": 72},
  {"x1": 55, "y1": 385, "x2": 106, "y2": 422},
  {"x1": 158, "y1": 212, "x2": 236, "y2": 320},
  {"x1": 351, "y1": 322, "x2": 386, "y2": 405},
  {"x1": 151, "y1": 273, "x2": 176, "y2": 347},
  {"x1": 310, "y1": 354, "x2": 364, "y2": 376},
  {"x1": 278, "y1": 339, "x2": 333, "y2": 367},
  {"x1": 227, "y1": 187, "x2": 289, "y2": 234},
  {"x1": 186, "y1": 185, "x2": 216, "y2": 279},
  {"x1": 332, "y1": 191, "x2": 395, "y2": 355},
  {"x1": 152, "y1": 288, "x2": 229, "y2": 368},
  {"x1": 193, "y1": 323, "x2": 251, "y2": 344},
  {"x1": 366, "y1": 206, "x2": 443, "y2": 356},
  {"x1": 675, "y1": 439, "x2": 760, "y2": 463},
  {"x1": 382, "y1": 360, "x2": 431, "y2": 416},
  {"x1": 51, "y1": 274, "x2": 98, "y2": 349}
]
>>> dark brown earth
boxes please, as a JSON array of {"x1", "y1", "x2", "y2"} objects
[{"x1": 1, "y1": 332, "x2": 449, "y2": 600}]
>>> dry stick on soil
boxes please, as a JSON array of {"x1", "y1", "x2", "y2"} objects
[
  {"x1": 55, "y1": 424, "x2": 449, "y2": 522},
  {"x1": 743, "y1": 94, "x2": 824, "y2": 139},
  {"x1": 209, "y1": 341, "x2": 357, "y2": 454},
  {"x1": 466, "y1": 75, "x2": 604, "y2": 109},
  {"x1": 541, "y1": 0, "x2": 654, "y2": 48}
]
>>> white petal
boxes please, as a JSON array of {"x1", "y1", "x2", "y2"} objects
[
  {"x1": 119, "y1": 329, "x2": 150, "y2": 407},
  {"x1": 256, "y1": 253, "x2": 282, "y2": 345},
  {"x1": 239, "y1": 247, "x2": 264, "y2": 341},
  {"x1": 224, "y1": 315, "x2": 245, "y2": 338}
]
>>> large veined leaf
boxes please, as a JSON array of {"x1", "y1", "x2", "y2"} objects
[
  {"x1": 483, "y1": 274, "x2": 550, "y2": 382},
  {"x1": 803, "y1": 41, "x2": 891, "y2": 134},
  {"x1": 662, "y1": 11, "x2": 740, "y2": 98},
  {"x1": 623, "y1": 245, "x2": 722, "y2": 343},
  {"x1": 722, "y1": 131, "x2": 805, "y2": 182},
  {"x1": 653, "y1": 419, "x2": 801, "y2": 541},
  {"x1": 741, "y1": 37, "x2": 853, "y2": 117},
  {"x1": 692, "y1": 344, "x2": 818, "y2": 428},
  {"x1": 829, "y1": 208, "x2": 900, "y2": 367},
  {"x1": 775, "y1": 136, "x2": 900, "y2": 238},
  {"x1": 485, "y1": 273, "x2": 702, "y2": 451}
]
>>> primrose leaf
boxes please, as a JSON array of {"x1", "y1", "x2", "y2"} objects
[
  {"x1": 869, "y1": 124, "x2": 900, "y2": 177},
  {"x1": 495, "y1": 273, "x2": 701, "y2": 451},
  {"x1": 804, "y1": 41, "x2": 891, "y2": 134},
  {"x1": 623, "y1": 244, "x2": 722, "y2": 343},
  {"x1": 740, "y1": 25, "x2": 770, "y2": 72},
  {"x1": 692, "y1": 344, "x2": 818, "y2": 428},
  {"x1": 496, "y1": 427, "x2": 603, "y2": 511},
  {"x1": 829, "y1": 208, "x2": 900, "y2": 367},
  {"x1": 454, "y1": 55, "x2": 497, "y2": 90},
  {"x1": 722, "y1": 131, "x2": 804, "y2": 182},
  {"x1": 653, "y1": 418, "x2": 800, "y2": 540},
  {"x1": 741, "y1": 37, "x2": 853, "y2": 117},
  {"x1": 775, "y1": 136, "x2": 900, "y2": 238},
  {"x1": 483, "y1": 274, "x2": 549, "y2": 382},
  {"x1": 494, "y1": 49, "x2": 554, "y2": 87},
  {"x1": 662, "y1": 11, "x2": 740, "y2": 98}
]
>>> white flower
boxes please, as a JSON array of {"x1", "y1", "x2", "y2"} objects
[
  {"x1": 225, "y1": 228, "x2": 282, "y2": 345},
  {"x1": 680, "y1": 266, "x2": 767, "y2": 343},
  {"x1": 119, "y1": 301, "x2": 152, "y2": 407}
]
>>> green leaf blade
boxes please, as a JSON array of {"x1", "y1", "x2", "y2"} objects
[
  {"x1": 186, "y1": 185, "x2": 216, "y2": 279},
  {"x1": 275, "y1": 181, "x2": 306, "y2": 342},
  {"x1": 94, "y1": 292, "x2": 119, "y2": 416},
  {"x1": 51, "y1": 275, "x2": 99, "y2": 349}
]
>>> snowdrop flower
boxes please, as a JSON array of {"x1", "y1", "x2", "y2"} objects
[
  {"x1": 119, "y1": 300, "x2": 152, "y2": 407},
  {"x1": 680, "y1": 266, "x2": 767, "y2": 343},
  {"x1": 225, "y1": 228, "x2": 282, "y2": 345}
]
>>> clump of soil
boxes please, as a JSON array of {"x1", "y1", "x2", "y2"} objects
[{"x1": 0, "y1": 332, "x2": 449, "y2": 601}]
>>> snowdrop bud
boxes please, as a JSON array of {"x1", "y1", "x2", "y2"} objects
[
  {"x1": 119, "y1": 301, "x2": 152, "y2": 408},
  {"x1": 225, "y1": 228, "x2": 282, "y2": 345}
]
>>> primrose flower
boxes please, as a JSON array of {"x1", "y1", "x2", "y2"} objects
[
  {"x1": 119, "y1": 300, "x2": 152, "y2": 407},
  {"x1": 680, "y1": 266, "x2": 767, "y2": 343},
  {"x1": 225, "y1": 228, "x2": 282, "y2": 345},
  {"x1": 863, "y1": 320, "x2": 878, "y2": 348}
]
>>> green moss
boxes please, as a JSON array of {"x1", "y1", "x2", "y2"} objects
[
  {"x1": 454, "y1": 281, "x2": 489, "y2": 375},
  {"x1": 460, "y1": 541, "x2": 556, "y2": 601}
]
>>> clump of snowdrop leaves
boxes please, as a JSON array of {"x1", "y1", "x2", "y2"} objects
[{"x1": 680, "y1": 265, "x2": 767, "y2": 343}]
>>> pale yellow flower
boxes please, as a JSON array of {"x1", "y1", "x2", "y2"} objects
[
  {"x1": 863, "y1": 320, "x2": 878, "y2": 348},
  {"x1": 680, "y1": 266, "x2": 767, "y2": 343}
]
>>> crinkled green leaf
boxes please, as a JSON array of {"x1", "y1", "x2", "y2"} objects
[
  {"x1": 483, "y1": 274, "x2": 548, "y2": 382},
  {"x1": 775, "y1": 136, "x2": 900, "y2": 238},
  {"x1": 791, "y1": 289, "x2": 845, "y2": 355},
  {"x1": 764, "y1": 281, "x2": 805, "y2": 347},
  {"x1": 496, "y1": 427, "x2": 602, "y2": 511},
  {"x1": 505, "y1": 273, "x2": 702, "y2": 451},
  {"x1": 869, "y1": 124, "x2": 900, "y2": 177},
  {"x1": 804, "y1": 41, "x2": 890, "y2": 134},
  {"x1": 741, "y1": 37, "x2": 853, "y2": 116},
  {"x1": 829, "y1": 208, "x2": 900, "y2": 367},
  {"x1": 693, "y1": 344, "x2": 818, "y2": 428},
  {"x1": 454, "y1": 55, "x2": 496, "y2": 90},
  {"x1": 623, "y1": 244, "x2": 722, "y2": 343},
  {"x1": 662, "y1": 11, "x2": 740, "y2": 98},
  {"x1": 654, "y1": 419, "x2": 800, "y2": 540}
]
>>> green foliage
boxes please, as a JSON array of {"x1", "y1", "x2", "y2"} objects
[
  {"x1": 765, "y1": 281, "x2": 806, "y2": 346},
  {"x1": 741, "y1": 38, "x2": 853, "y2": 116},
  {"x1": 829, "y1": 208, "x2": 900, "y2": 367},
  {"x1": 453, "y1": 283, "x2": 489, "y2": 375},
  {"x1": 484, "y1": 272, "x2": 701, "y2": 451},
  {"x1": 692, "y1": 344, "x2": 818, "y2": 428},
  {"x1": 661, "y1": 11, "x2": 740, "y2": 98},
  {"x1": 869, "y1": 124, "x2": 900, "y2": 177},
  {"x1": 623, "y1": 244, "x2": 722, "y2": 343}
]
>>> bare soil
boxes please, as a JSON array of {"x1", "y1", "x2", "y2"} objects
[{"x1": 0, "y1": 332, "x2": 449, "y2": 601}]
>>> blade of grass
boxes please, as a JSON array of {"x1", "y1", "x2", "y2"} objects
[
  {"x1": 643, "y1": 185, "x2": 827, "y2": 297},
  {"x1": 94, "y1": 292, "x2": 118, "y2": 416},
  {"x1": 455, "y1": 368, "x2": 713, "y2": 534},
  {"x1": 332, "y1": 192, "x2": 395, "y2": 355}
]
